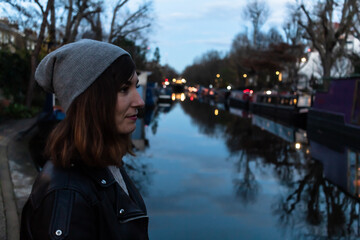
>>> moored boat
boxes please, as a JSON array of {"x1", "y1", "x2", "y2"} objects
[
  {"x1": 250, "y1": 91, "x2": 311, "y2": 127},
  {"x1": 228, "y1": 89, "x2": 253, "y2": 110},
  {"x1": 307, "y1": 77, "x2": 360, "y2": 142}
]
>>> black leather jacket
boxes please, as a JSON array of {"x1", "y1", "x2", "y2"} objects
[{"x1": 20, "y1": 161, "x2": 149, "y2": 240}]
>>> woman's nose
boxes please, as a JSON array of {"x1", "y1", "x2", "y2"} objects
[{"x1": 134, "y1": 89, "x2": 145, "y2": 108}]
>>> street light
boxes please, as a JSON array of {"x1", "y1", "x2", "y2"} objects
[
  {"x1": 276, "y1": 71, "x2": 282, "y2": 82},
  {"x1": 301, "y1": 57, "x2": 307, "y2": 63}
]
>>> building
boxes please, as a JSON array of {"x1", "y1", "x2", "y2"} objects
[
  {"x1": 298, "y1": 34, "x2": 360, "y2": 90},
  {"x1": 0, "y1": 18, "x2": 36, "y2": 52}
]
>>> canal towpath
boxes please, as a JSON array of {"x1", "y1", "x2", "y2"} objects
[{"x1": 0, "y1": 117, "x2": 38, "y2": 240}]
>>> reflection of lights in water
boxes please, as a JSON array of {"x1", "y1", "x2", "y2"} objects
[
  {"x1": 181, "y1": 93, "x2": 185, "y2": 101},
  {"x1": 214, "y1": 109, "x2": 219, "y2": 116},
  {"x1": 295, "y1": 143, "x2": 301, "y2": 149},
  {"x1": 171, "y1": 93, "x2": 186, "y2": 101}
]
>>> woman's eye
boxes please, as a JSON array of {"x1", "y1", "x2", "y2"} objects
[{"x1": 119, "y1": 87, "x2": 129, "y2": 93}]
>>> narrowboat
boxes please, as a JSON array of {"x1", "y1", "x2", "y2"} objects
[
  {"x1": 307, "y1": 77, "x2": 360, "y2": 142},
  {"x1": 228, "y1": 89, "x2": 253, "y2": 110},
  {"x1": 308, "y1": 127, "x2": 360, "y2": 199},
  {"x1": 252, "y1": 113, "x2": 307, "y2": 144},
  {"x1": 250, "y1": 91, "x2": 312, "y2": 127}
]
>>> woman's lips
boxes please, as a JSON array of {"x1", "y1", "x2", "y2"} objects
[{"x1": 127, "y1": 115, "x2": 138, "y2": 121}]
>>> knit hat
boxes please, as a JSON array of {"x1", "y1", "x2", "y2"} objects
[{"x1": 35, "y1": 39, "x2": 130, "y2": 112}]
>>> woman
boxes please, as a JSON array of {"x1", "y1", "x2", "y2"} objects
[{"x1": 20, "y1": 39, "x2": 148, "y2": 239}]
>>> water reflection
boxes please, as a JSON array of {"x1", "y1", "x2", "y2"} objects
[
  {"x1": 181, "y1": 99, "x2": 308, "y2": 203},
  {"x1": 128, "y1": 95, "x2": 360, "y2": 239}
]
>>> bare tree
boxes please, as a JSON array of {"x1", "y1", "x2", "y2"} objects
[
  {"x1": 3, "y1": 0, "x2": 155, "y2": 107},
  {"x1": 351, "y1": 0, "x2": 360, "y2": 39},
  {"x1": 25, "y1": 0, "x2": 54, "y2": 107},
  {"x1": 299, "y1": 0, "x2": 357, "y2": 80},
  {"x1": 61, "y1": 0, "x2": 102, "y2": 43},
  {"x1": 108, "y1": 0, "x2": 153, "y2": 43},
  {"x1": 242, "y1": 0, "x2": 270, "y2": 47},
  {"x1": 282, "y1": 2, "x2": 307, "y2": 87}
]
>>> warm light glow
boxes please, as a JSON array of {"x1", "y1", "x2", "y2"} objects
[
  {"x1": 172, "y1": 78, "x2": 176, "y2": 82},
  {"x1": 214, "y1": 109, "x2": 219, "y2": 116},
  {"x1": 181, "y1": 93, "x2": 186, "y2": 101},
  {"x1": 278, "y1": 73, "x2": 282, "y2": 82},
  {"x1": 216, "y1": 74, "x2": 220, "y2": 78},
  {"x1": 295, "y1": 143, "x2": 301, "y2": 149},
  {"x1": 172, "y1": 93, "x2": 186, "y2": 101},
  {"x1": 188, "y1": 87, "x2": 198, "y2": 93},
  {"x1": 276, "y1": 71, "x2": 280, "y2": 75},
  {"x1": 294, "y1": 98, "x2": 297, "y2": 104},
  {"x1": 227, "y1": 85, "x2": 232, "y2": 90},
  {"x1": 301, "y1": 57, "x2": 307, "y2": 63},
  {"x1": 182, "y1": 78, "x2": 186, "y2": 83},
  {"x1": 306, "y1": 149, "x2": 310, "y2": 154},
  {"x1": 266, "y1": 90, "x2": 272, "y2": 95},
  {"x1": 165, "y1": 81, "x2": 170, "y2": 86},
  {"x1": 243, "y1": 74, "x2": 247, "y2": 78}
]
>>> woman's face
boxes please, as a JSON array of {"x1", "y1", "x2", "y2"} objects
[{"x1": 115, "y1": 72, "x2": 145, "y2": 134}]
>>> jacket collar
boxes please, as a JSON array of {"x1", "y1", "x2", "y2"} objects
[{"x1": 79, "y1": 165, "x2": 117, "y2": 188}]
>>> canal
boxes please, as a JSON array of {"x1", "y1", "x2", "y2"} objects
[{"x1": 125, "y1": 96, "x2": 360, "y2": 240}]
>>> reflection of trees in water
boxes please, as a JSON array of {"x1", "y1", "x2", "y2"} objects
[
  {"x1": 273, "y1": 160, "x2": 360, "y2": 239},
  {"x1": 180, "y1": 98, "x2": 227, "y2": 137},
  {"x1": 232, "y1": 151, "x2": 259, "y2": 204},
  {"x1": 144, "y1": 102, "x2": 176, "y2": 135},
  {"x1": 181, "y1": 98, "x2": 306, "y2": 199},
  {"x1": 181, "y1": 98, "x2": 360, "y2": 238},
  {"x1": 123, "y1": 156, "x2": 152, "y2": 197}
]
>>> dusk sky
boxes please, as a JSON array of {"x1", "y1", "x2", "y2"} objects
[
  {"x1": 149, "y1": 0, "x2": 294, "y2": 73},
  {"x1": 0, "y1": 0, "x2": 294, "y2": 73}
]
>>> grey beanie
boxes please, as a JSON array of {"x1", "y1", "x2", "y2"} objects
[{"x1": 35, "y1": 39, "x2": 130, "y2": 112}]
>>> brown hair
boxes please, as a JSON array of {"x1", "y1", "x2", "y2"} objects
[{"x1": 45, "y1": 55, "x2": 136, "y2": 168}]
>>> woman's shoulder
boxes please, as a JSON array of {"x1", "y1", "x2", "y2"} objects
[{"x1": 29, "y1": 161, "x2": 101, "y2": 208}]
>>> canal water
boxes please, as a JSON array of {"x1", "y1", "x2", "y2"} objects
[{"x1": 125, "y1": 97, "x2": 360, "y2": 240}]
